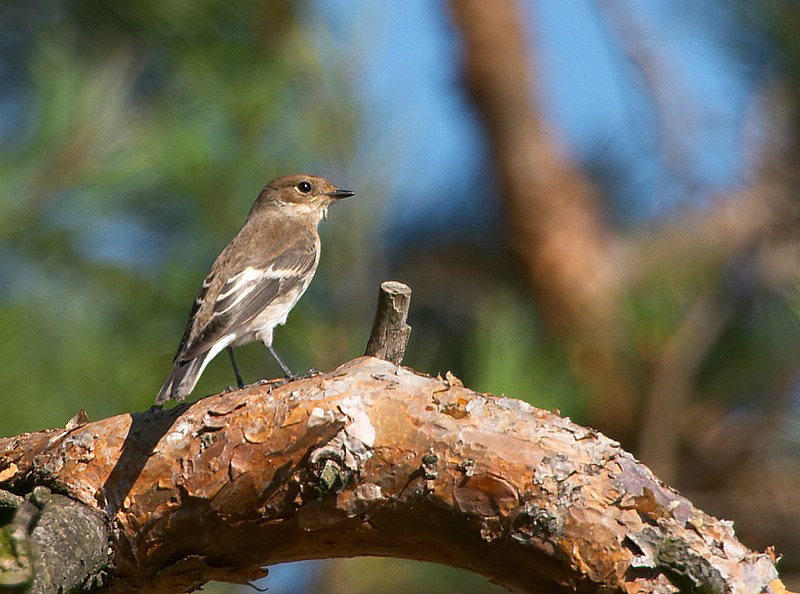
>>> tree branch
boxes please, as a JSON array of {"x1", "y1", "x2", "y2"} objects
[{"x1": 0, "y1": 357, "x2": 787, "y2": 593}]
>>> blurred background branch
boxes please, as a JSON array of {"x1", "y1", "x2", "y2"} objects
[{"x1": 449, "y1": 0, "x2": 638, "y2": 443}]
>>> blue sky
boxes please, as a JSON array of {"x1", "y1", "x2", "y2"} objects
[{"x1": 315, "y1": 0, "x2": 760, "y2": 239}]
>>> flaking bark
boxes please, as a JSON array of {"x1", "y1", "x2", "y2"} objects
[{"x1": 0, "y1": 357, "x2": 789, "y2": 593}]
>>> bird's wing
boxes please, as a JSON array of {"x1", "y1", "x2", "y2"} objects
[
  {"x1": 180, "y1": 241, "x2": 318, "y2": 360},
  {"x1": 170, "y1": 273, "x2": 213, "y2": 362}
]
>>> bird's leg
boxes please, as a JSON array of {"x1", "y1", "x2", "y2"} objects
[
  {"x1": 267, "y1": 344, "x2": 297, "y2": 379},
  {"x1": 227, "y1": 346, "x2": 245, "y2": 388}
]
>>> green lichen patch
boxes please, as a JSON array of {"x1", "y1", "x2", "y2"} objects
[{"x1": 0, "y1": 518, "x2": 33, "y2": 590}]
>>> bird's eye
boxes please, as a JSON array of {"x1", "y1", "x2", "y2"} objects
[{"x1": 296, "y1": 181, "x2": 312, "y2": 194}]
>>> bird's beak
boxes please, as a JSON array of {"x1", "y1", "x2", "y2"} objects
[{"x1": 326, "y1": 188, "x2": 355, "y2": 200}]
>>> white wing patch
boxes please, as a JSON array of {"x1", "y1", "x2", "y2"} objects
[
  {"x1": 215, "y1": 267, "x2": 263, "y2": 315},
  {"x1": 182, "y1": 244, "x2": 319, "y2": 361},
  {"x1": 214, "y1": 262, "x2": 308, "y2": 317}
]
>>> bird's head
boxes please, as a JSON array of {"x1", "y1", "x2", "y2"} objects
[{"x1": 251, "y1": 174, "x2": 354, "y2": 220}]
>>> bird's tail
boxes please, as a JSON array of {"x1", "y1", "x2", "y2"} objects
[{"x1": 156, "y1": 354, "x2": 209, "y2": 404}]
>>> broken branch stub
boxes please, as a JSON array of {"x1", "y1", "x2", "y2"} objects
[{"x1": 364, "y1": 280, "x2": 412, "y2": 365}]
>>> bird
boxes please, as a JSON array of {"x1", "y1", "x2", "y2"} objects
[{"x1": 156, "y1": 174, "x2": 354, "y2": 403}]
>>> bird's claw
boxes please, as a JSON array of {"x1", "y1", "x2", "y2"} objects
[
  {"x1": 247, "y1": 370, "x2": 319, "y2": 394},
  {"x1": 287, "y1": 368, "x2": 319, "y2": 381}
]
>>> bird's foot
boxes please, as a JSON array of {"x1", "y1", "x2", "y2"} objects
[
  {"x1": 262, "y1": 377, "x2": 292, "y2": 391},
  {"x1": 246, "y1": 370, "x2": 320, "y2": 394},
  {"x1": 286, "y1": 368, "x2": 320, "y2": 381}
]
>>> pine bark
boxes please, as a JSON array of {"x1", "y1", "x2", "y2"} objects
[{"x1": 0, "y1": 357, "x2": 787, "y2": 593}]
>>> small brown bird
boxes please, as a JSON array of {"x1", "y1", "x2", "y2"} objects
[{"x1": 156, "y1": 174, "x2": 354, "y2": 403}]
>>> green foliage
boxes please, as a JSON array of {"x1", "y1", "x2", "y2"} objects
[
  {"x1": 312, "y1": 558, "x2": 507, "y2": 594},
  {"x1": 0, "y1": 0, "x2": 361, "y2": 434},
  {"x1": 468, "y1": 288, "x2": 588, "y2": 417}
]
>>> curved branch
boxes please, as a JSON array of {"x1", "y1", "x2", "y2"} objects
[{"x1": 0, "y1": 357, "x2": 785, "y2": 593}]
